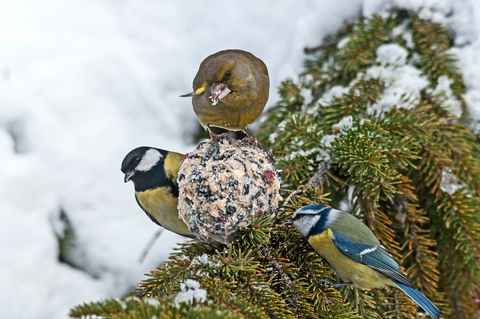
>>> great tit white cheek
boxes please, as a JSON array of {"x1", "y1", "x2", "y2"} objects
[{"x1": 136, "y1": 149, "x2": 162, "y2": 172}]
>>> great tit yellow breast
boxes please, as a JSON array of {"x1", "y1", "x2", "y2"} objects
[
  {"x1": 308, "y1": 229, "x2": 394, "y2": 289},
  {"x1": 135, "y1": 187, "x2": 192, "y2": 237}
]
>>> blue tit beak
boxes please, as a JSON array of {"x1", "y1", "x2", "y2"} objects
[{"x1": 124, "y1": 170, "x2": 136, "y2": 183}]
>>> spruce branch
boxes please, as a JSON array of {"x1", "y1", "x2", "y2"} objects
[
  {"x1": 261, "y1": 246, "x2": 303, "y2": 319},
  {"x1": 304, "y1": 39, "x2": 340, "y2": 54},
  {"x1": 72, "y1": 8, "x2": 480, "y2": 318}
]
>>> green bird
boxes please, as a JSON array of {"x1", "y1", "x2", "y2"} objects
[{"x1": 182, "y1": 49, "x2": 269, "y2": 139}]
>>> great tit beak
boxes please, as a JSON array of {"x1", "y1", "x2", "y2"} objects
[{"x1": 124, "y1": 170, "x2": 136, "y2": 183}]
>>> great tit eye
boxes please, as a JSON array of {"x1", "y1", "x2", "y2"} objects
[
  {"x1": 225, "y1": 71, "x2": 231, "y2": 78},
  {"x1": 135, "y1": 157, "x2": 141, "y2": 163}
]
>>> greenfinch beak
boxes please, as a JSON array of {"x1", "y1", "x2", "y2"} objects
[
  {"x1": 180, "y1": 84, "x2": 207, "y2": 97},
  {"x1": 209, "y1": 83, "x2": 231, "y2": 105}
]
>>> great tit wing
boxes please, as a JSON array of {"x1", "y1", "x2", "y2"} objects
[{"x1": 331, "y1": 231, "x2": 415, "y2": 288}]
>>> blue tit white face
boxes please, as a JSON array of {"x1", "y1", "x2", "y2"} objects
[{"x1": 291, "y1": 205, "x2": 340, "y2": 238}]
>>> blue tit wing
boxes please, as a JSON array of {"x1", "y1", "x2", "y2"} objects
[{"x1": 331, "y1": 231, "x2": 415, "y2": 288}]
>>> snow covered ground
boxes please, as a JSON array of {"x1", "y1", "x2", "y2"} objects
[{"x1": 0, "y1": 1, "x2": 479, "y2": 318}]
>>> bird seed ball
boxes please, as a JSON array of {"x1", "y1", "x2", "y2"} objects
[{"x1": 177, "y1": 136, "x2": 282, "y2": 245}]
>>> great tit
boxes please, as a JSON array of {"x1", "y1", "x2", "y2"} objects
[
  {"x1": 291, "y1": 204, "x2": 442, "y2": 319},
  {"x1": 181, "y1": 49, "x2": 269, "y2": 139},
  {"x1": 121, "y1": 147, "x2": 194, "y2": 238}
]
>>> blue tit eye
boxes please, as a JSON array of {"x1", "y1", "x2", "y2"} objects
[{"x1": 225, "y1": 71, "x2": 231, "y2": 78}]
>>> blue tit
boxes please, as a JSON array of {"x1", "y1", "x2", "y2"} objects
[
  {"x1": 121, "y1": 147, "x2": 194, "y2": 238},
  {"x1": 291, "y1": 204, "x2": 442, "y2": 319}
]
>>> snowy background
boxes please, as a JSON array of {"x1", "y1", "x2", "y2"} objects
[{"x1": 0, "y1": 0, "x2": 479, "y2": 318}]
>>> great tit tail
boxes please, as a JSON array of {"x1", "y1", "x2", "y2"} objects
[{"x1": 394, "y1": 281, "x2": 442, "y2": 319}]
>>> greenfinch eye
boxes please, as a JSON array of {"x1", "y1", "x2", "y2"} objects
[{"x1": 225, "y1": 71, "x2": 231, "y2": 78}]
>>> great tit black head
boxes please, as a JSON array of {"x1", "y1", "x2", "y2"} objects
[{"x1": 121, "y1": 147, "x2": 168, "y2": 191}]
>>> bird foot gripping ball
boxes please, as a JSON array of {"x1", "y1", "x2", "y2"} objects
[{"x1": 177, "y1": 136, "x2": 282, "y2": 245}]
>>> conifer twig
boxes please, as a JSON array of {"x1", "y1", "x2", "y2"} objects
[
  {"x1": 447, "y1": 193, "x2": 480, "y2": 262},
  {"x1": 305, "y1": 162, "x2": 329, "y2": 189},
  {"x1": 304, "y1": 40, "x2": 340, "y2": 54},
  {"x1": 284, "y1": 189, "x2": 302, "y2": 207},
  {"x1": 261, "y1": 246, "x2": 304, "y2": 319},
  {"x1": 283, "y1": 162, "x2": 329, "y2": 206},
  {"x1": 138, "y1": 230, "x2": 163, "y2": 263},
  {"x1": 304, "y1": 259, "x2": 338, "y2": 316}
]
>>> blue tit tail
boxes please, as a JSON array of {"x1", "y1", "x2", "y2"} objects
[{"x1": 394, "y1": 281, "x2": 442, "y2": 319}]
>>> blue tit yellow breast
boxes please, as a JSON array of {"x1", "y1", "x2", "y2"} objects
[
  {"x1": 135, "y1": 186, "x2": 192, "y2": 237},
  {"x1": 308, "y1": 229, "x2": 394, "y2": 289}
]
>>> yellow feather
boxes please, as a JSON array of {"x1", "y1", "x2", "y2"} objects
[
  {"x1": 135, "y1": 187, "x2": 191, "y2": 237},
  {"x1": 194, "y1": 84, "x2": 206, "y2": 95},
  {"x1": 164, "y1": 152, "x2": 183, "y2": 182}
]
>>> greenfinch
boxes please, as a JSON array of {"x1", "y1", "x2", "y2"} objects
[
  {"x1": 182, "y1": 49, "x2": 269, "y2": 139},
  {"x1": 121, "y1": 147, "x2": 194, "y2": 238}
]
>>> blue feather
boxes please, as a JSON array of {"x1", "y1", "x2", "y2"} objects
[
  {"x1": 331, "y1": 231, "x2": 442, "y2": 317},
  {"x1": 331, "y1": 231, "x2": 414, "y2": 287},
  {"x1": 395, "y1": 281, "x2": 442, "y2": 319}
]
